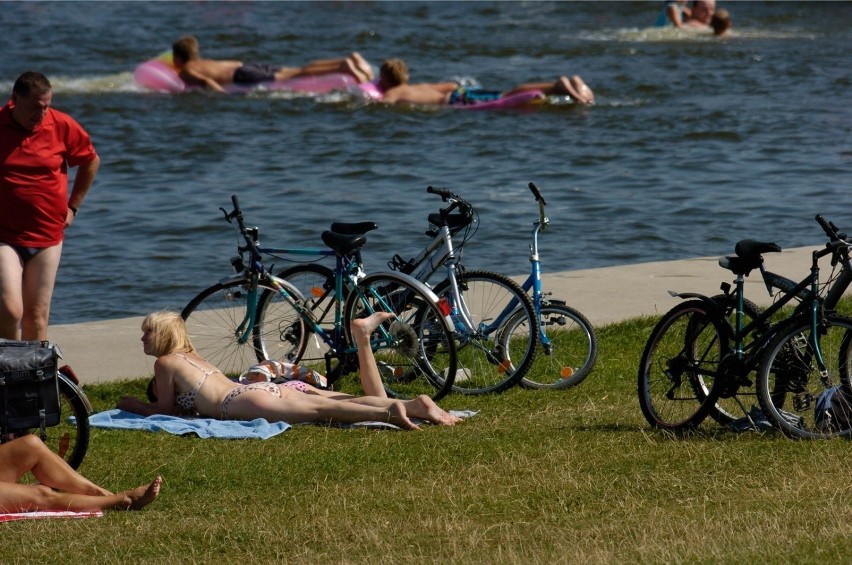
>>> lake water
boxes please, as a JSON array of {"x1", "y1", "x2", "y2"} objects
[{"x1": 1, "y1": 1, "x2": 850, "y2": 324}]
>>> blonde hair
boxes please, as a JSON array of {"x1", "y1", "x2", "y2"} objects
[{"x1": 142, "y1": 310, "x2": 196, "y2": 357}]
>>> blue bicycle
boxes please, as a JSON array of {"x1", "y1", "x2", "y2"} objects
[{"x1": 497, "y1": 183, "x2": 598, "y2": 390}]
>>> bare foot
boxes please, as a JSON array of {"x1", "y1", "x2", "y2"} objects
[
  {"x1": 387, "y1": 401, "x2": 421, "y2": 430},
  {"x1": 557, "y1": 75, "x2": 595, "y2": 105},
  {"x1": 351, "y1": 311, "x2": 396, "y2": 340},
  {"x1": 126, "y1": 476, "x2": 162, "y2": 510},
  {"x1": 350, "y1": 52, "x2": 374, "y2": 82},
  {"x1": 406, "y1": 395, "x2": 461, "y2": 426}
]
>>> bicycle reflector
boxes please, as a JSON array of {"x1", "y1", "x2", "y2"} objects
[{"x1": 437, "y1": 297, "x2": 454, "y2": 327}]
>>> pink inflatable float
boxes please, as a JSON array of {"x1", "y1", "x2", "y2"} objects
[
  {"x1": 133, "y1": 53, "x2": 360, "y2": 95},
  {"x1": 133, "y1": 53, "x2": 545, "y2": 109}
]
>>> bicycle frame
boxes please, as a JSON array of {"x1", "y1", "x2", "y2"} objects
[
  {"x1": 518, "y1": 183, "x2": 551, "y2": 349},
  {"x1": 676, "y1": 242, "x2": 845, "y2": 391},
  {"x1": 217, "y1": 197, "x2": 453, "y2": 378},
  {"x1": 399, "y1": 189, "x2": 521, "y2": 342}
]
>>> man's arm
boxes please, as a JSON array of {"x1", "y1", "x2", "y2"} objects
[
  {"x1": 180, "y1": 68, "x2": 227, "y2": 92},
  {"x1": 66, "y1": 155, "x2": 100, "y2": 226}
]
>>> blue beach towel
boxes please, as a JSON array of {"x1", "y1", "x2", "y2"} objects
[{"x1": 89, "y1": 409, "x2": 290, "y2": 439}]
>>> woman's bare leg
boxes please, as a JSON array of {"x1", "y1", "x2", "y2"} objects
[
  {"x1": 351, "y1": 311, "x2": 397, "y2": 398},
  {"x1": 0, "y1": 476, "x2": 161, "y2": 513},
  {"x1": 276, "y1": 52, "x2": 374, "y2": 83},
  {"x1": 503, "y1": 75, "x2": 595, "y2": 104},
  {"x1": 230, "y1": 389, "x2": 422, "y2": 429},
  {"x1": 0, "y1": 435, "x2": 109, "y2": 496}
]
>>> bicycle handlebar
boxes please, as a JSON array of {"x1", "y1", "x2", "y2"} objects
[
  {"x1": 528, "y1": 182, "x2": 547, "y2": 206},
  {"x1": 816, "y1": 214, "x2": 847, "y2": 242},
  {"x1": 425, "y1": 186, "x2": 474, "y2": 224},
  {"x1": 221, "y1": 194, "x2": 265, "y2": 267},
  {"x1": 814, "y1": 214, "x2": 851, "y2": 267},
  {"x1": 528, "y1": 181, "x2": 549, "y2": 232},
  {"x1": 426, "y1": 185, "x2": 452, "y2": 200}
]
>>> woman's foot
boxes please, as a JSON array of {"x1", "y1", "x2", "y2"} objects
[
  {"x1": 557, "y1": 75, "x2": 595, "y2": 105},
  {"x1": 406, "y1": 395, "x2": 461, "y2": 426},
  {"x1": 350, "y1": 311, "x2": 396, "y2": 341},
  {"x1": 348, "y1": 52, "x2": 374, "y2": 83},
  {"x1": 387, "y1": 402, "x2": 421, "y2": 430},
  {"x1": 125, "y1": 476, "x2": 162, "y2": 510}
]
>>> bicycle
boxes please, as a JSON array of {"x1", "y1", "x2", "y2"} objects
[
  {"x1": 182, "y1": 195, "x2": 459, "y2": 401},
  {"x1": 277, "y1": 186, "x2": 540, "y2": 395},
  {"x1": 703, "y1": 216, "x2": 852, "y2": 427},
  {"x1": 1, "y1": 364, "x2": 91, "y2": 470},
  {"x1": 637, "y1": 214, "x2": 852, "y2": 438},
  {"x1": 496, "y1": 182, "x2": 598, "y2": 390}
]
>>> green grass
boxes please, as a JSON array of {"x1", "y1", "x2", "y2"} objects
[{"x1": 5, "y1": 315, "x2": 852, "y2": 564}]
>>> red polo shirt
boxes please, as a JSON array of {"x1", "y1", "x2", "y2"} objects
[{"x1": 0, "y1": 101, "x2": 98, "y2": 247}]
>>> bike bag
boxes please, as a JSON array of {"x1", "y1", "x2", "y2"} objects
[
  {"x1": 814, "y1": 384, "x2": 852, "y2": 432},
  {"x1": 0, "y1": 339, "x2": 62, "y2": 433}
]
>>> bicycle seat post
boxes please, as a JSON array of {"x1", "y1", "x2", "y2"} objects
[{"x1": 734, "y1": 272, "x2": 747, "y2": 356}]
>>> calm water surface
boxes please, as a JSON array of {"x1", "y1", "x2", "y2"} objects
[{"x1": 0, "y1": 1, "x2": 850, "y2": 324}]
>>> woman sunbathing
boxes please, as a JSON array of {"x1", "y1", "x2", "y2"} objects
[
  {"x1": 0, "y1": 435, "x2": 161, "y2": 513},
  {"x1": 117, "y1": 310, "x2": 460, "y2": 430}
]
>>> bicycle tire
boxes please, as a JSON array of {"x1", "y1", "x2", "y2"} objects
[
  {"x1": 431, "y1": 270, "x2": 539, "y2": 395},
  {"x1": 343, "y1": 273, "x2": 457, "y2": 401},
  {"x1": 756, "y1": 314, "x2": 852, "y2": 439},
  {"x1": 4, "y1": 374, "x2": 91, "y2": 470},
  {"x1": 502, "y1": 301, "x2": 598, "y2": 390},
  {"x1": 637, "y1": 300, "x2": 728, "y2": 430},
  {"x1": 182, "y1": 280, "x2": 307, "y2": 378},
  {"x1": 703, "y1": 294, "x2": 766, "y2": 425},
  {"x1": 261, "y1": 263, "x2": 341, "y2": 379}
]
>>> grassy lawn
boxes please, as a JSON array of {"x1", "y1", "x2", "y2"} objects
[{"x1": 4, "y1": 316, "x2": 852, "y2": 563}]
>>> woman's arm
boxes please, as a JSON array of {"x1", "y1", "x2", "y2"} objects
[{"x1": 116, "y1": 359, "x2": 181, "y2": 416}]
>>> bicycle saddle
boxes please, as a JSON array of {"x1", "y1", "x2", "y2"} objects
[
  {"x1": 329, "y1": 221, "x2": 378, "y2": 235},
  {"x1": 322, "y1": 231, "x2": 367, "y2": 256},
  {"x1": 719, "y1": 239, "x2": 782, "y2": 275}
]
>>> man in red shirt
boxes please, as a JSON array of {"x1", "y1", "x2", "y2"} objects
[{"x1": 0, "y1": 72, "x2": 100, "y2": 340}]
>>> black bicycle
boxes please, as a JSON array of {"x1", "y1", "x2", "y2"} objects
[{"x1": 638, "y1": 215, "x2": 852, "y2": 438}]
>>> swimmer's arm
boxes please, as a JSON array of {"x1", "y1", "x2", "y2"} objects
[
  {"x1": 667, "y1": 4, "x2": 685, "y2": 27},
  {"x1": 179, "y1": 68, "x2": 227, "y2": 93}
]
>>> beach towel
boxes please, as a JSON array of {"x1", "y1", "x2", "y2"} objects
[
  {"x1": 89, "y1": 409, "x2": 289, "y2": 439},
  {"x1": 0, "y1": 510, "x2": 103, "y2": 522}
]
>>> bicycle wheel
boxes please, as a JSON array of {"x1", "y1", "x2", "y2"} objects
[
  {"x1": 704, "y1": 294, "x2": 766, "y2": 425},
  {"x1": 261, "y1": 264, "x2": 339, "y2": 378},
  {"x1": 4, "y1": 373, "x2": 91, "y2": 471},
  {"x1": 182, "y1": 280, "x2": 307, "y2": 378},
  {"x1": 638, "y1": 300, "x2": 728, "y2": 430},
  {"x1": 431, "y1": 270, "x2": 539, "y2": 395},
  {"x1": 502, "y1": 301, "x2": 598, "y2": 390},
  {"x1": 756, "y1": 314, "x2": 852, "y2": 439},
  {"x1": 343, "y1": 273, "x2": 457, "y2": 401}
]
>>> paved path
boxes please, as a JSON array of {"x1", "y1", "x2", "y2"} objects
[{"x1": 49, "y1": 246, "x2": 826, "y2": 384}]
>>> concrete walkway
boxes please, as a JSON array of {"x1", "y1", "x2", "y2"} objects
[{"x1": 49, "y1": 246, "x2": 826, "y2": 384}]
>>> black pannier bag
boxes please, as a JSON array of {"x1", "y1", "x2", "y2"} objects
[{"x1": 0, "y1": 339, "x2": 62, "y2": 433}]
